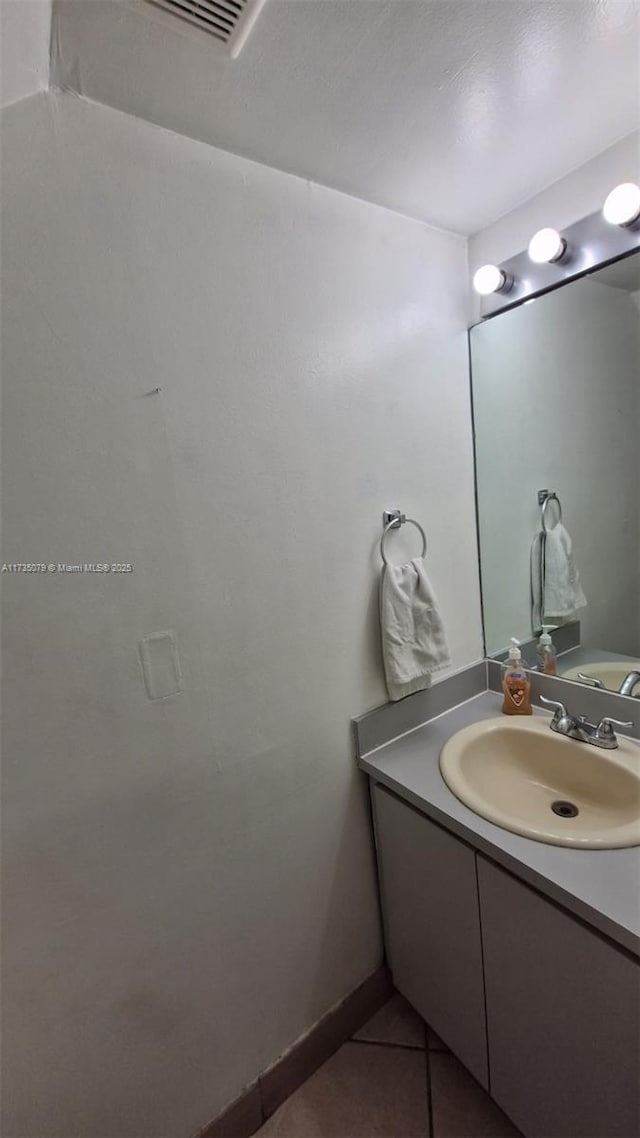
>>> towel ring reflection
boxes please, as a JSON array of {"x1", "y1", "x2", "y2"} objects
[
  {"x1": 539, "y1": 491, "x2": 562, "y2": 534},
  {"x1": 380, "y1": 517, "x2": 428, "y2": 566}
]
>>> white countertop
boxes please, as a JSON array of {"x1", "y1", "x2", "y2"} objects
[{"x1": 359, "y1": 690, "x2": 640, "y2": 957}]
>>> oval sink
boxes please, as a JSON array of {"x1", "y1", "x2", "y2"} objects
[
  {"x1": 439, "y1": 717, "x2": 640, "y2": 848},
  {"x1": 561, "y1": 661, "x2": 640, "y2": 694}
]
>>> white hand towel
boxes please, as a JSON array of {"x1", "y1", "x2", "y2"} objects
[
  {"x1": 380, "y1": 557, "x2": 451, "y2": 702},
  {"x1": 530, "y1": 531, "x2": 545, "y2": 632},
  {"x1": 531, "y1": 522, "x2": 587, "y2": 626},
  {"x1": 543, "y1": 522, "x2": 587, "y2": 618}
]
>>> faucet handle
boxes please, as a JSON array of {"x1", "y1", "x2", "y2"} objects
[
  {"x1": 596, "y1": 716, "x2": 633, "y2": 742},
  {"x1": 577, "y1": 672, "x2": 605, "y2": 689},
  {"x1": 540, "y1": 696, "x2": 569, "y2": 723},
  {"x1": 535, "y1": 696, "x2": 564, "y2": 714}
]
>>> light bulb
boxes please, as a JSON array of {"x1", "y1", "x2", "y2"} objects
[
  {"x1": 528, "y1": 227, "x2": 566, "y2": 264},
  {"x1": 473, "y1": 264, "x2": 507, "y2": 296},
  {"x1": 602, "y1": 183, "x2": 640, "y2": 227}
]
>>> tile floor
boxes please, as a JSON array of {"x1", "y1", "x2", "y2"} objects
[{"x1": 257, "y1": 993, "x2": 520, "y2": 1137}]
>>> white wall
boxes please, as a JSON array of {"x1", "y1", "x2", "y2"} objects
[
  {"x1": 633, "y1": 285, "x2": 640, "y2": 644},
  {"x1": 472, "y1": 277, "x2": 639, "y2": 657},
  {"x1": 0, "y1": 0, "x2": 51, "y2": 106},
  {"x1": 1, "y1": 90, "x2": 483, "y2": 1138}
]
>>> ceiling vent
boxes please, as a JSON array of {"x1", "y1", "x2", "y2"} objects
[{"x1": 144, "y1": 0, "x2": 267, "y2": 57}]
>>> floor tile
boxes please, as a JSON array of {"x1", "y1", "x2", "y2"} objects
[
  {"x1": 353, "y1": 993, "x2": 426, "y2": 1049},
  {"x1": 427, "y1": 1027, "x2": 449, "y2": 1052},
  {"x1": 430, "y1": 1053, "x2": 520, "y2": 1137},
  {"x1": 257, "y1": 1040, "x2": 429, "y2": 1137}
]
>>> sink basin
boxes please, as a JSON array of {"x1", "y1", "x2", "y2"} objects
[
  {"x1": 561, "y1": 661, "x2": 640, "y2": 694},
  {"x1": 439, "y1": 717, "x2": 640, "y2": 848}
]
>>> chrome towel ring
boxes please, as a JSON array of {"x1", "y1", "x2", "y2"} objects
[
  {"x1": 538, "y1": 489, "x2": 563, "y2": 533},
  {"x1": 380, "y1": 511, "x2": 428, "y2": 566}
]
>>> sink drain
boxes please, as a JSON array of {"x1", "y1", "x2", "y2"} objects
[{"x1": 551, "y1": 800, "x2": 579, "y2": 818}]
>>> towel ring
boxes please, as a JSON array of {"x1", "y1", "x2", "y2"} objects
[
  {"x1": 541, "y1": 492, "x2": 562, "y2": 534},
  {"x1": 380, "y1": 517, "x2": 428, "y2": 566}
]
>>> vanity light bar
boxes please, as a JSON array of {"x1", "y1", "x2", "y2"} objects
[{"x1": 472, "y1": 181, "x2": 640, "y2": 310}]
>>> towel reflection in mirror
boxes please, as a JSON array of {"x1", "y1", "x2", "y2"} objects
[{"x1": 531, "y1": 498, "x2": 587, "y2": 634}]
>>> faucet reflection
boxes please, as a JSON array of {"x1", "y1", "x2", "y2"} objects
[{"x1": 619, "y1": 671, "x2": 640, "y2": 698}]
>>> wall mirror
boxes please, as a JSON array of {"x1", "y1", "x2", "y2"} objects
[{"x1": 470, "y1": 246, "x2": 640, "y2": 701}]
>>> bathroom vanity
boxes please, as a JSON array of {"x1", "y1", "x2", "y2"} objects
[{"x1": 357, "y1": 691, "x2": 640, "y2": 1138}]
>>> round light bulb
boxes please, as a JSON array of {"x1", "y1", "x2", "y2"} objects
[
  {"x1": 528, "y1": 227, "x2": 566, "y2": 264},
  {"x1": 472, "y1": 264, "x2": 507, "y2": 296},
  {"x1": 602, "y1": 182, "x2": 640, "y2": 227}
]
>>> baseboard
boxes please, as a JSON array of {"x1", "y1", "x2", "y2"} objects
[
  {"x1": 196, "y1": 965, "x2": 392, "y2": 1138},
  {"x1": 196, "y1": 1082, "x2": 263, "y2": 1138}
]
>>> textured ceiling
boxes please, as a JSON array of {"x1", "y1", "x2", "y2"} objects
[{"x1": 51, "y1": 0, "x2": 640, "y2": 234}]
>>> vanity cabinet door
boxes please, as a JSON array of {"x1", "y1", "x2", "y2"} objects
[
  {"x1": 478, "y1": 856, "x2": 640, "y2": 1138},
  {"x1": 372, "y1": 784, "x2": 488, "y2": 1087}
]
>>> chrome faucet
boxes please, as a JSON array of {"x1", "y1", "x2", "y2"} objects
[
  {"x1": 619, "y1": 671, "x2": 640, "y2": 698},
  {"x1": 539, "y1": 696, "x2": 633, "y2": 750},
  {"x1": 576, "y1": 670, "x2": 640, "y2": 698}
]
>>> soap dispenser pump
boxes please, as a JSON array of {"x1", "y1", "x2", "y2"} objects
[
  {"x1": 502, "y1": 638, "x2": 532, "y2": 715},
  {"x1": 537, "y1": 629, "x2": 558, "y2": 675}
]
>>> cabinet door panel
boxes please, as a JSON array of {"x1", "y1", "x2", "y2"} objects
[
  {"x1": 373, "y1": 784, "x2": 488, "y2": 1087},
  {"x1": 478, "y1": 856, "x2": 640, "y2": 1138}
]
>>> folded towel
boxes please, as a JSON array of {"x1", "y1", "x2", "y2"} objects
[
  {"x1": 530, "y1": 522, "x2": 587, "y2": 628},
  {"x1": 380, "y1": 557, "x2": 451, "y2": 701}
]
